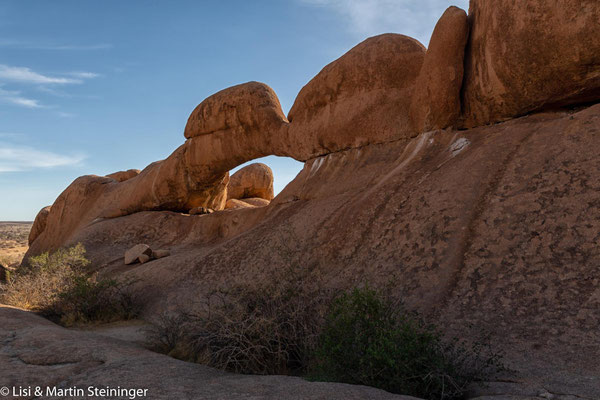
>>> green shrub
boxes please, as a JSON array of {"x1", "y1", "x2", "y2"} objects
[
  {"x1": 309, "y1": 287, "x2": 503, "y2": 400},
  {"x1": 1, "y1": 244, "x2": 139, "y2": 326}
]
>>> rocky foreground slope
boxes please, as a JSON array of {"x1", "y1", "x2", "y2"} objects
[
  {"x1": 0, "y1": 305, "x2": 414, "y2": 400},
  {"x1": 12, "y1": 0, "x2": 600, "y2": 398}
]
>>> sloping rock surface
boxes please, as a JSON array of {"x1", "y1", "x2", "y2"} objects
[
  {"x1": 0, "y1": 305, "x2": 416, "y2": 400},
  {"x1": 47, "y1": 105, "x2": 600, "y2": 400}
]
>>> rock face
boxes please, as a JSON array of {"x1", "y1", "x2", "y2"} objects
[
  {"x1": 184, "y1": 81, "x2": 288, "y2": 141},
  {"x1": 27, "y1": 35, "x2": 428, "y2": 255},
  {"x1": 287, "y1": 34, "x2": 425, "y2": 158},
  {"x1": 461, "y1": 0, "x2": 600, "y2": 127},
  {"x1": 228, "y1": 163, "x2": 274, "y2": 201},
  {"x1": 0, "y1": 306, "x2": 416, "y2": 400},
  {"x1": 28, "y1": 206, "x2": 51, "y2": 245},
  {"x1": 28, "y1": 175, "x2": 116, "y2": 252},
  {"x1": 106, "y1": 169, "x2": 141, "y2": 182},
  {"x1": 409, "y1": 6, "x2": 468, "y2": 132},
  {"x1": 50, "y1": 105, "x2": 600, "y2": 400}
]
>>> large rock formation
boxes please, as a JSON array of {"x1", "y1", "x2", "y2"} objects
[
  {"x1": 227, "y1": 163, "x2": 274, "y2": 201},
  {"x1": 409, "y1": 6, "x2": 468, "y2": 132},
  {"x1": 51, "y1": 105, "x2": 600, "y2": 400},
  {"x1": 27, "y1": 35, "x2": 430, "y2": 255},
  {"x1": 461, "y1": 0, "x2": 600, "y2": 127},
  {"x1": 19, "y1": 2, "x2": 600, "y2": 397},
  {"x1": 287, "y1": 34, "x2": 425, "y2": 158}
]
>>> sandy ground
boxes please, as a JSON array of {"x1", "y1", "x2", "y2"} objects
[{"x1": 0, "y1": 222, "x2": 32, "y2": 267}]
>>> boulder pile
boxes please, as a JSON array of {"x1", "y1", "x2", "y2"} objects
[{"x1": 124, "y1": 244, "x2": 170, "y2": 265}]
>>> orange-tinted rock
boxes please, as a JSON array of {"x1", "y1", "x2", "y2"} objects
[
  {"x1": 287, "y1": 34, "x2": 425, "y2": 159},
  {"x1": 34, "y1": 105, "x2": 600, "y2": 399},
  {"x1": 98, "y1": 152, "x2": 229, "y2": 220},
  {"x1": 31, "y1": 35, "x2": 430, "y2": 251},
  {"x1": 461, "y1": 0, "x2": 600, "y2": 127},
  {"x1": 184, "y1": 81, "x2": 288, "y2": 140},
  {"x1": 409, "y1": 6, "x2": 468, "y2": 132},
  {"x1": 238, "y1": 197, "x2": 270, "y2": 207},
  {"x1": 28, "y1": 206, "x2": 51, "y2": 245},
  {"x1": 106, "y1": 169, "x2": 141, "y2": 182},
  {"x1": 224, "y1": 198, "x2": 255, "y2": 210},
  {"x1": 26, "y1": 175, "x2": 115, "y2": 256},
  {"x1": 228, "y1": 163, "x2": 274, "y2": 201}
]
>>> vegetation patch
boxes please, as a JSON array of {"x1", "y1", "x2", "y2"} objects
[
  {"x1": 309, "y1": 287, "x2": 504, "y2": 399},
  {"x1": 0, "y1": 243, "x2": 140, "y2": 326},
  {"x1": 148, "y1": 275, "x2": 503, "y2": 399},
  {"x1": 147, "y1": 266, "x2": 333, "y2": 375}
]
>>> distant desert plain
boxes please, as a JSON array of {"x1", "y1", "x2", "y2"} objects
[{"x1": 0, "y1": 222, "x2": 32, "y2": 267}]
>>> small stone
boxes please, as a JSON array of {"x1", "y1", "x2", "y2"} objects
[
  {"x1": 189, "y1": 207, "x2": 214, "y2": 215},
  {"x1": 124, "y1": 244, "x2": 152, "y2": 265},
  {"x1": 152, "y1": 249, "x2": 171, "y2": 259},
  {"x1": 138, "y1": 254, "x2": 151, "y2": 264}
]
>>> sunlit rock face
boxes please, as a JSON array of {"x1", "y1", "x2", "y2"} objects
[{"x1": 460, "y1": 0, "x2": 600, "y2": 127}]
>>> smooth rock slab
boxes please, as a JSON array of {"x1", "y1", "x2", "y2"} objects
[{"x1": 0, "y1": 306, "x2": 419, "y2": 400}]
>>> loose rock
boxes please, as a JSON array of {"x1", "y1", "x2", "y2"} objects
[
  {"x1": 124, "y1": 244, "x2": 152, "y2": 265},
  {"x1": 190, "y1": 207, "x2": 214, "y2": 215}
]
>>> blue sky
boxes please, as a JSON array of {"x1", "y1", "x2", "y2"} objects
[{"x1": 0, "y1": 0, "x2": 467, "y2": 220}]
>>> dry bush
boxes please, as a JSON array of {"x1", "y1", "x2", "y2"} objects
[
  {"x1": 0, "y1": 243, "x2": 140, "y2": 326},
  {"x1": 147, "y1": 264, "x2": 336, "y2": 375},
  {"x1": 1, "y1": 244, "x2": 90, "y2": 311}
]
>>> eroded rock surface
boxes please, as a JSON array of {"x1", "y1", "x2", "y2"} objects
[
  {"x1": 17, "y1": 3, "x2": 600, "y2": 398},
  {"x1": 50, "y1": 105, "x2": 600, "y2": 400},
  {"x1": 287, "y1": 34, "x2": 425, "y2": 158},
  {"x1": 409, "y1": 6, "x2": 468, "y2": 132},
  {"x1": 461, "y1": 0, "x2": 600, "y2": 127}
]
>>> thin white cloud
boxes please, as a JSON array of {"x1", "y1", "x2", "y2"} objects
[
  {"x1": 299, "y1": 0, "x2": 469, "y2": 45},
  {"x1": 0, "y1": 87, "x2": 43, "y2": 108},
  {"x1": 36, "y1": 43, "x2": 113, "y2": 51},
  {"x1": 0, "y1": 64, "x2": 81, "y2": 84},
  {"x1": 68, "y1": 71, "x2": 100, "y2": 79},
  {"x1": 0, "y1": 142, "x2": 85, "y2": 172}
]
